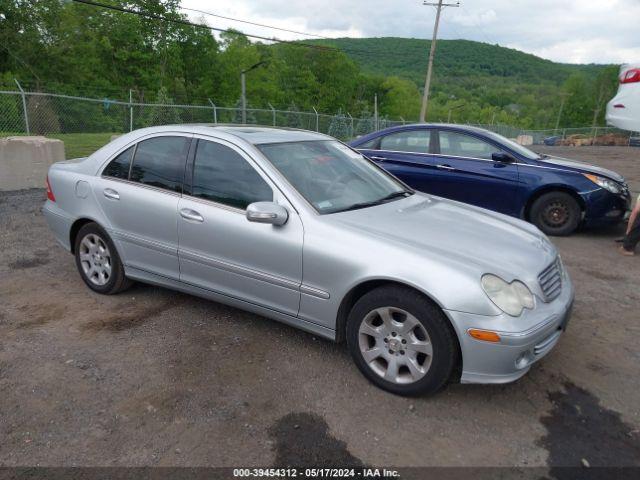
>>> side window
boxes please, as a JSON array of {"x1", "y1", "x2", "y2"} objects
[
  {"x1": 129, "y1": 136, "x2": 190, "y2": 193},
  {"x1": 191, "y1": 140, "x2": 272, "y2": 210},
  {"x1": 103, "y1": 146, "x2": 134, "y2": 179},
  {"x1": 438, "y1": 131, "x2": 502, "y2": 160},
  {"x1": 358, "y1": 137, "x2": 379, "y2": 149},
  {"x1": 379, "y1": 130, "x2": 430, "y2": 153}
]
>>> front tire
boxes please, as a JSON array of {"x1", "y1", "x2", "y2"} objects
[
  {"x1": 530, "y1": 191, "x2": 581, "y2": 236},
  {"x1": 346, "y1": 286, "x2": 458, "y2": 396},
  {"x1": 74, "y1": 223, "x2": 132, "y2": 294}
]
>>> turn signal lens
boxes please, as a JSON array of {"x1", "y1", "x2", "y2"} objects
[
  {"x1": 46, "y1": 176, "x2": 56, "y2": 202},
  {"x1": 468, "y1": 329, "x2": 501, "y2": 343}
]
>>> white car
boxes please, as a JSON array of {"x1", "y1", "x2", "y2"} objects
[{"x1": 606, "y1": 63, "x2": 640, "y2": 132}]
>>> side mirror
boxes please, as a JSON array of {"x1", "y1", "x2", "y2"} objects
[
  {"x1": 246, "y1": 202, "x2": 289, "y2": 226},
  {"x1": 492, "y1": 152, "x2": 514, "y2": 163}
]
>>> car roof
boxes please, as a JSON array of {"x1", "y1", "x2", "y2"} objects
[
  {"x1": 156, "y1": 124, "x2": 331, "y2": 145},
  {"x1": 384, "y1": 123, "x2": 491, "y2": 134}
]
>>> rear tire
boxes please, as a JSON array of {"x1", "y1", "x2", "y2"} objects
[
  {"x1": 74, "y1": 223, "x2": 132, "y2": 294},
  {"x1": 530, "y1": 191, "x2": 581, "y2": 236},
  {"x1": 346, "y1": 285, "x2": 458, "y2": 396}
]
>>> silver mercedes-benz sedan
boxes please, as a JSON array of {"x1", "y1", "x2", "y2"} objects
[{"x1": 43, "y1": 125, "x2": 574, "y2": 396}]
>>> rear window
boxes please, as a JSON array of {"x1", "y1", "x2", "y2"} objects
[
  {"x1": 129, "y1": 136, "x2": 190, "y2": 193},
  {"x1": 103, "y1": 146, "x2": 134, "y2": 179}
]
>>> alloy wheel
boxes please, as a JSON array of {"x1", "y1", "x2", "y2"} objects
[
  {"x1": 79, "y1": 233, "x2": 112, "y2": 286},
  {"x1": 358, "y1": 306, "x2": 433, "y2": 384}
]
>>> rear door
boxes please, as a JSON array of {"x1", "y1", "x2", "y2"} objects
[
  {"x1": 356, "y1": 128, "x2": 441, "y2": 192},
  {"x1": 95, "y1": 134, "x2": 191, "y2": 279},
  {"x1": 432, "y1": 129, "x2": 520, "y2": 216}
]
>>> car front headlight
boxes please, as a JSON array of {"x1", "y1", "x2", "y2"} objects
[
  {"x1": 481, "y1": 274, "x2": 535, "y2": 317},
  {"x1": 583, "y1": 173, "x2": 621, "y2": 194}
]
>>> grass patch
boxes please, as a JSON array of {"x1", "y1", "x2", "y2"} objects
[
  {"x1": 0, "y1": 132, "x2": 118, "y2": 159},
  {"x1": 48, "y1": 133, "x2": 117, "y2": 159}
]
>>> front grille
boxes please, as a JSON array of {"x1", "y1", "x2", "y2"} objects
[{"x1": 538, "y1": 257, "x2": 562, "y2": 302}]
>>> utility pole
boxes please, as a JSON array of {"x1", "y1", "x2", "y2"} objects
[
  {"x1": 554, "y1": 92, "x2": 570, "y2": 134},
  {"x1": 419, "y1": 1, "x2": 459, "y2": 123}
]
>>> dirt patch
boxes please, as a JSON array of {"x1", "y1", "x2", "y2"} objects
[
  {"x1": 578, "y1": 267, "x2": 623, "y2": 282},
  {"x1": 539, "y1": 381, "x2": 640, "y2": 470},
  {"x1": 80, "y1": 297, "x2": 186, "y2": 332},
  {"x1": 270, "y1": 413, "x2": 364, "y2": 467},
  {"x1": 15, "y1": 304, "x2": 66, "y2": 329},
  {"x1": 8, "y1": 255, "x2": 50, "y2": 270}
]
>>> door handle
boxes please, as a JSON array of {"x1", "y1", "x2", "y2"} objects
[
  {"x1": 436, "y1": 164, "x2": 455, "y2": 171},
  {"x1": 103, "y1": 188, "x2": 120, "y2": 200},
  {"x1": 370, "y1": 155, "x2": 387, "y2": 161},
  {"x1": 180, "y1": 208, "x2": 204, "y2": 223}
]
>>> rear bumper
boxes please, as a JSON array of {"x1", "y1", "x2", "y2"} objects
[
  {"x1": 606, "y1": 96, "x2": 640, "y2": 132},
  {"x1": 446, "y1": 275, "x2": 574, "y2": 384},
  {"x1": 42, "y1": 200, "x2": 74, "y2": 251}
]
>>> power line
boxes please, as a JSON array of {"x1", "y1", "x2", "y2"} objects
[
  {"x1": 70, "y1": 0, "x2": 429, "y2": 63},
  {"x1": 180, "y1": 6, "x2": 330, "y2": 40},
  {"x1": 71, "y1": 0, "x2": 336, "y2": 52},
  {"x1": 459, "y1": 4, "x2": 496, "y2": 46}
]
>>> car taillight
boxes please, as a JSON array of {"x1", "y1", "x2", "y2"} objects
[
  {"x1": 620, "y1": 68, "x2": 640, "y2": 84},
  {"x1": 46, "y1": 176, "x2": 56, "y2": 202}
]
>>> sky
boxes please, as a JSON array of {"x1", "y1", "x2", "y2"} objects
[{"x1": 181, "y1": 0, "x2": 640, "y2": 64}]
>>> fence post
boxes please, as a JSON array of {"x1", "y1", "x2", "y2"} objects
[
  {"x1": 312, "y1": 107, "x2": 319, "y2": 132},
  {"x1": 129, "y1": 89, "x2": 133, "y2": 132},
  {"x1": 268, "y1": 103, "x2": 276, "y2": 126},
  {"x1": 374, "y1": 94, "x2": 379, "y2": 131},
  {"x1": 347, "y1": 112, "x2": 353, "y2": 137},
  {"x1": 14, "y1": 79, "x2": 29, "y2": 135},
  {"x1": 208, "y1": 99, "x2": 218, "y2": 124}
]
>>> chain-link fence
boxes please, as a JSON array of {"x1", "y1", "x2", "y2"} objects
[
  {"x1": 2, "y1": 89, "x2": 638, "y2": 149},
  {"x1": 0, "y1": 89, "x2": 406, "y2": 140},
  {"x1": 472, "y1": 124, "x2": 639, "y2": 147}
]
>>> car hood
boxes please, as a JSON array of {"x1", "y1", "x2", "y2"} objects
[
  {"x1": 331, "y1": 193, "x2": 557, "y2": 283},
  {"x1": 536, "y1": 155, "x2": 625, "y2": 183}
]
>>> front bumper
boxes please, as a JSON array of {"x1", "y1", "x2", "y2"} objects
[
  {"x1": 445, "y1": 275, "x2": 575, "y2": 384},
  {"x1": 582, "y1": 187, "x2": 632, "y2": 227}
]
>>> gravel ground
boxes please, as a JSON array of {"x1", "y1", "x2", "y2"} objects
[{"x1": 0, "y1": 146, "x2": 639, "y2": 469}]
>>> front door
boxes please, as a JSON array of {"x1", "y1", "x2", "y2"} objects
[
  {"x1": 177, "y1": 137, "x2": 303, "y2": 316},
  {"x1": 431, "y1": 129, "x2": 521, "y2": 216}
]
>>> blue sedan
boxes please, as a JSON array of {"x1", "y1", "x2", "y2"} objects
[{"x1": 350, "y1": 124, "x2": 631, "y2": 235}]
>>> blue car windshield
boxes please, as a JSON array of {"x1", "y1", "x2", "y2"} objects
[
  {"x1": 483, "y1": 130, "x2": 541, "y2": 160},
  {"x1": 258, "y1": 140, "x2": 412, "y2": 214}
]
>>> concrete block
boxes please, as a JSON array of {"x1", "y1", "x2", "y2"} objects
[
  {"x1": 516, "y1": 134, "x2": 533, "y2": 146},
  {"x1": 0, "y1": 136, "x2": 65, "y2": 191}
]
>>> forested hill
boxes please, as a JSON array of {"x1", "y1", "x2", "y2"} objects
[
  {"x1": 315, "y1": 37, "x2": 607, "y2": 87},
  {"x1": 310, "y1": 37, "x2": 618, "y2": 128}
]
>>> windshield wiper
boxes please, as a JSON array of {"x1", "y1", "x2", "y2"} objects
[{"x1": 331, "y1": 190, "x2": 412, "y2": 214}]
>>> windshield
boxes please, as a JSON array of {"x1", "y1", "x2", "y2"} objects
[
  {"x1": 483, "y1": 130, "x2": 541, "y2": 160},
  {"x1": 258, "y1": 140, "x2": 412, "y2": 214}
]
